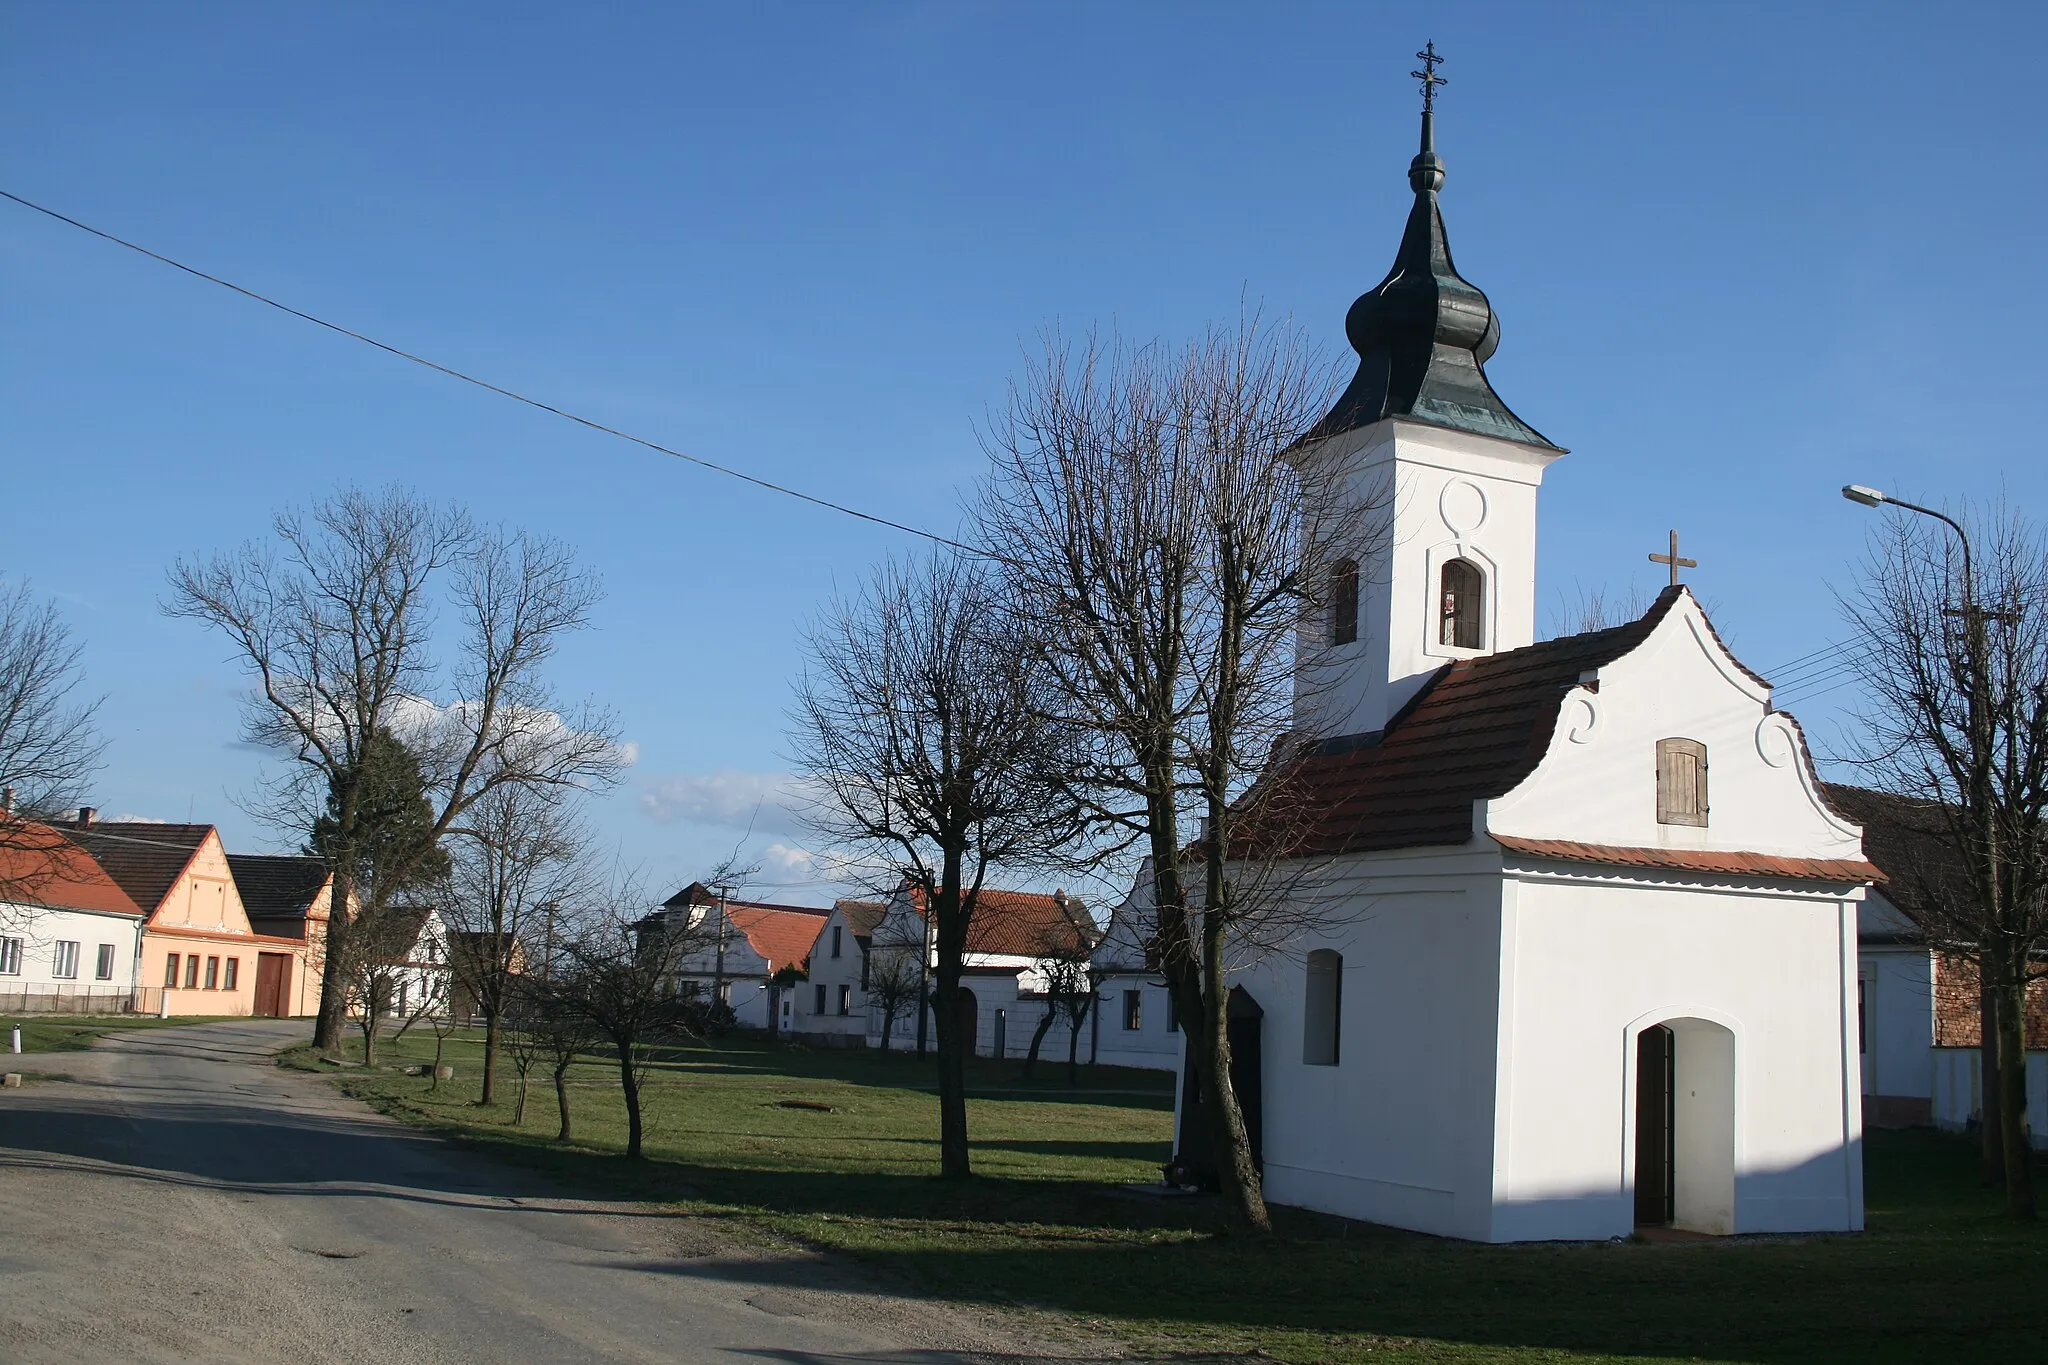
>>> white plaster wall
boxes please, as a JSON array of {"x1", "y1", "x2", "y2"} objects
[
  {"x1": 798, "y1": 906, "x2": 869, "y2": 1039},
  {"x1": 1293, "y1": 420, "x2": 1558, "y2": 740},
  {"x1": 1236, "y1": 877, "x2": 1504, "y2": 1242},
  {"x1": 1090, "y1": 975, "x2": 1179, "y2": 1071},
  {"x1": 1496, "y1": 875, "x2": 1862, "y2": 1240},
  {"x1": 1859, "y1": 942, "x2": 1935, "y2": 1103},
  {"x1": 0, "y1": 904, "x2": 144, "y2": 996},
  {"x1": 1485, "y1": 594, "x2": 1863, "y2": 862},
  {"x1": 1931, "y1": 1047, "x2": 2048, "y2": 1147}
]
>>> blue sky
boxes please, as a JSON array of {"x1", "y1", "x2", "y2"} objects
[{"x1": 5, "y1": 3, "x2": 2045, "y2": 907}]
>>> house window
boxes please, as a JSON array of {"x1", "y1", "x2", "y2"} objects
[
  {"x1": 1303, "y1": 949, "x2": 1342, "y2": 1066},
  {"x1": 204, "y1": 956, "x2": 220, "y2": 989},
  {"x1": 95, "y1": 944, "x2": 116, "y2": 980},
  {"x1": 1330, "y1": 559, "x2": 1359, "y2": 646},
  {"x1": 837, "y1": 984, "x2": 851, "y2": 1016},
  {"x1": 185, "y1": 956, "x2": 200, "y2": 989},
  {"x1": 1858, "y1": 979, "x2": 1866, "y2": 1054},
  {"x1": 224, "y1": 958, "x2": 239, "y2": 991},
  {"x1": 1439, "y1": 559, "x2": 1484, "y2": 649},
  {"x1": 53, "y1": 941, "x2": 81, "y2": 979},
  {"x1": 397, "y1": 980, "x2": 409, "y2": 1015},
  {"x1": 1123, "y1": 989, "x2": 1142, "y2": 1031},
  {"x1": 1656, "y1": 737, "x2": 1709, "y2": 826},
  {"x1": 814, "y1": 984, "x2": 827, "y2": 1015},
  {"x1": 831, "y1": 925, "x2": 843, "y2": 958},
  {"x1": 0, "y1": 937, "x2": 21, "y2": 975},
  {"x1": 164, "y1": 954, "x2": 180, "y2": 988}
]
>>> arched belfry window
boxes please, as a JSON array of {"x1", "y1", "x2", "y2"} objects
[
  {"x1": 1303, "y1": 949, "x2": 1342, "y2": 1066},
  {"x1": 1439, "y1": 558, "x2": 1484, "y2": 649},
  {"x1": 1330, "y1": 559, "x2": 1359, "y2": 646}
]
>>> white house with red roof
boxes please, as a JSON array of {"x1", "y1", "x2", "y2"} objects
[
  {"x1": 0, "y1": 818, "x2": 147, "y2": 1010},
  {"x1": 655, "y1": 882, "x2": 829, "y2": 1031},
  {"x1": 860, "y1": 883, "x2": 1097, "y2": 1057},
  {"x1": 787, "y1": 898, "x2": 887, "y2": 1043},
  {"x1": 1172, "y1": 89, "x2": 1873, "y2": 1243}
]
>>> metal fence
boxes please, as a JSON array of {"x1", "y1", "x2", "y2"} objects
[{"x1": 0, "y1": 985, "x2": 146, "y2": 1015}]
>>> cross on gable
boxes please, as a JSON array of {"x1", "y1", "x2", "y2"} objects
[{"x1": 1648, "y1": 529, "x2": 1698, "y2": 587}]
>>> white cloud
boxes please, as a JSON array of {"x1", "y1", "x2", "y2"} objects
[{"x1": 637, "y1": 771, "x2": 814, "y2": 837}]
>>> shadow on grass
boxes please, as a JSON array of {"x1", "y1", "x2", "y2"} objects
[{"x1": 384, "y1": 1100, "x2": 2048, "y2": 1365}]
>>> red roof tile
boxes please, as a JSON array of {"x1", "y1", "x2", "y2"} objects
[
  {"x1": 1244, "y1": 590, "x2": 1685, "y2": 859},
  {"x1": 1493, "y1": 835, "x2": 1881, "y2": 884},
  {"x1": 0, "y1": 819, "x2": 145, "y2": 917},
  {"x1": 907, "y1": 887, "x2": 1097, "y2": 957},
  {"x1": 724, "y1": 902, "x2": 830, "y2": 972}
]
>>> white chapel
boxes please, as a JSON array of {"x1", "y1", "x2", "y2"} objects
[{"x1": 1177, "y1": 68, "x2": 1877, "y2": 1242}]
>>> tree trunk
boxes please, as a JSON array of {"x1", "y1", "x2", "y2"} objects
[
  {"x1": 1066, "y1": 1004, "x2": 1084, "y2": 1086},
  {"x1": 513, "y1": 1069, "x2": 529, "y2": 1126},
  {"x1": 482, "y1": 1011, "x2": 500, "y2": 1105},
  {"x1": 553, "y1": 1056, "x2": 574, "y2": 1142},
  {"x1": 1198, "y1": 918, "x2": 1270, "y2": 1232},
  {"x1": 430, "y1": 1029, "x2": 446, "y2": 1091},
  {"x1": 1995, "y1": 973, "x2": 2037, "y2": 1219},
  {"x1": 617, "y1": 1044, "x2": 644, "y2": 1159},
  {"x1": 1981, "y1": 966, "x2": 2005, "y2": 1184},
  {"x1": 312, "y1": 867, "x2": 354, "y2": 1055},
  {"x1": 1022, "y1": 1002, "x2": 1057, "y2": 1079},
  {"x1": 360, "y1": 1003, "x2": 380, "y2": 1068},
  {"x1": 878, "y1": 1006, "x2": 894, "y2": 1052}
]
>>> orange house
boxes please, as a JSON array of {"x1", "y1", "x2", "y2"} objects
[{"x1": 64, "y1": 815, "x2": 302, "y2": 1017}]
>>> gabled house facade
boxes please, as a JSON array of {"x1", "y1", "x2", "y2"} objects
[
  {"x1": 788, "y1": 898, "x2": 886, "y2": 1043},
  {"x1": 0, "y1": 819, "x2": 147, "y2": 1011},
  {"x1": 1088, "y1": 862, "x2": 1178, "y2": 1073},
  {"x1": 65, "y1": 816, "x2": 302, "y2": 1017},
  {"x1": 652, "y1": 882, "x2": 830, "y2": 1030},
  {"x1": 859, "y1": 884, "x2": 1098, "y2": 1057}
]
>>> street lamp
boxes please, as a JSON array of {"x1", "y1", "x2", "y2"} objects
[{"x1": 1842, "y1": 480, "x2": 2002, "y2": 1174}]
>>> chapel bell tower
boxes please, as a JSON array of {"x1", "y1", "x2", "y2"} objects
[{"x1": 1293, "y1": 44, "x2": 1567, "y2": 741}]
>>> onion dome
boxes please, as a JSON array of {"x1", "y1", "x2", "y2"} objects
[{"x1": 1310, "y1": 59, "x2": 1561, "y2": 452}]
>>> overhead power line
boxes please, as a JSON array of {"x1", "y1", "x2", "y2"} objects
[{"x1": 0, "y1": 187, "x2": 977, "y2": 554}]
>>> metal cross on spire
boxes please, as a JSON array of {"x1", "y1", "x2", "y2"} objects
[
  {"x1": 1412, "y1": 41, "x2": 1446, "y2": 113},
  {"x1": 1649, "y1": 529, "x2": 1698, "y2": 587}
]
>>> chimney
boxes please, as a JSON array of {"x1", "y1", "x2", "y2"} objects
[{"x1": 75, "y1": 806, "x2": 96, "y2": 829}]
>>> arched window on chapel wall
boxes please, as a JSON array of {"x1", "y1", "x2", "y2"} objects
[
  {"x1": 1330, "y1": 559, "x2": 1359, "y2": 646},
  {"x1": 1439, "y1": 558, "x2": 1484, "y2": 649}
]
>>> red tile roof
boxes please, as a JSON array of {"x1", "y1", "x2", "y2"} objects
[
  {"x1": 907, "y1": 886, "x2": 1098, "y2": 957},
  {"x1": 724, "y1": 903, "x2": 830, "y2": 972},
  {"x1": 1491, "y1": 836, "x2": 1882, "y2": 885},
  {"x1": 1820, "y1": 784, "x2": 1960, "y2": 927},
  {"x1": 1243, "y1": 591, "x2": 1684, "y2": 859},
  {"x1": 0, "y1": 820, "x2": 145, "y2": 918}
]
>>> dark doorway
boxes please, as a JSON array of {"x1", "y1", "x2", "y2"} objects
[
  {"x1": 956, "y1": 988, "x2": 978, "y2": 1056},
  {"x1": 1635, "y1": 1024, "x2": 1675, "y2": 1226},
  {"x1": 253, "y1": 952, "x2": 292, "y2": 1018}
]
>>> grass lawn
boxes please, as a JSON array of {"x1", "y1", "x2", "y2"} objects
[
  {"x1": 1, "y1": 1013, "x2": 243, "y2": 1053},
  {"x1": 297, "y1": 1026, "x2": 2047, "y2": 1364}
]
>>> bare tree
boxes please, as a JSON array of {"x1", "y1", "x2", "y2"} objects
[
  {"x1": 1841, "y1": 502, "x2": 2048, "y2": 1219},
  {"x1": 502, "y1": 972, "x2": 593, "y2": 1140},
  {"x1": 441, "y1": 781, "x2": 586, "y2": 1105},
  {"x1": 165, "y1": 486, "x2": 628, "y2": 1056},
  {"x1": 977, "y1": 318, "x2": 1376, "y2": 1230},
  {"x1": 1022, "y1": 922, "x2": 1095, "y2": 1081},
  {"x1": 863, "y1": 936, "x2": 924, "y2": 1053},
  {"x1": 0, "y1": 578, "x2": 106, "y2": 914},
  {"x1": 791, "y1": 551, "x2": 1081, "y2": 1177},
  {"x1": 552, "y1": 887, "x2": 712, "y2": 1160},
  {"x1": 347, "y1": 905, "x2": 441, "y2": 1068}
]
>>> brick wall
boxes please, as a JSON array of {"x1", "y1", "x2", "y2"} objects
[{"x1": 1932, "y1": 954, "x2": 2048, "y2": 1049}]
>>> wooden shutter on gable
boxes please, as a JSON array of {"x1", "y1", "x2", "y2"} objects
[{"x1": 1656, "y1": 737, "x2": 1709, "y2": 826}]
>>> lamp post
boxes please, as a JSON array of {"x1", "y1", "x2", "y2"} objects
[{"x1": 1842, "y1": 483, "x2": 2005, "y2": 1181}]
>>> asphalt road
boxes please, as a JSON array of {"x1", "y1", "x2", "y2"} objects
[{"x1": 0, "y1": 1021, "x2": 1085, "y2": 1365}]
